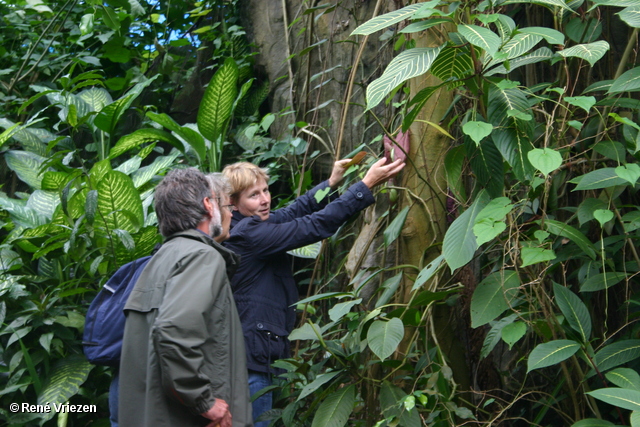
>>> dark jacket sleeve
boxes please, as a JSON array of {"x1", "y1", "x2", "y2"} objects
[
  {"x1": 232, "y1": 181, "x2": 374, "y2": 259},
  {"x1": 269, "y1": 181, "x2": 339, "y2": 223},
  {"x1": 151, "y1": 249, "x2": 225, "y2": 415}
]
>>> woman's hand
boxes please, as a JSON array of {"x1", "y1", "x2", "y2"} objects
[{"x1": 361, "y1": 158, "x2": 406, "y2": 189}]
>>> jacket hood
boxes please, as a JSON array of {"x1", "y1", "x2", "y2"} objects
[{"x1": 167, "y1": 229, "x2": 241, "y2": 279}]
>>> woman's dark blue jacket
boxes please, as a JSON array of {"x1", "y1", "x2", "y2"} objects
[{"x1": 224, "y1": 180, "x2": 375, "y2": 373}]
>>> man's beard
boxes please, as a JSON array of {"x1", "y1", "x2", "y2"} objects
[{"x1": 209, "y1": 206, "x2": 222, "y2": 238}]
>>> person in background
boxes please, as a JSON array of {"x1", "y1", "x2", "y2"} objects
[
  {"x1": 222, "y1": 156, "x2": 405, "y2": 426},
  {"x1": 118, "y1": 168, "x2": 252, "y2": 427}
]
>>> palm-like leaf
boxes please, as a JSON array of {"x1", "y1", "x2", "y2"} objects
[{"x1": 366, "y1": 46, "x2": 444, "y2": 110}]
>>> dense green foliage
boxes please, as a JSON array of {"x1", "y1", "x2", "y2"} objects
[{"x1": 5, "y1": 0, "x2": 640, "y2": 426}]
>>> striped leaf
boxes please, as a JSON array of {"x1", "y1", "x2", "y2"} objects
[
  {"x1": 37, "y1": 355, "x2": 93, "y2": 422},
  {"x1": 527, "y1": 339, "x2": 581, "y2": 373},
  {"x1": 487, "y1": 83, "x2": 530, "y2": 126},
  {"x1": 619, "y1": 6, "x2": 640, "y2": 28},
  {"x1": 5, "y1": 150, "x2": 47, "y2": 189},
  {"x1": 467, "y1": 137, "x2": 505, "y2": 198},
  {"x1": 26, "y1": 190, "x2": 60, "y2": 220},
  {"x1": 311, "y1": 384, "x2": 356, "y2": 427},
  {"x1": 485, "y1": 47, "x2": 555, "y2": 76},
  {"x1": 558, "y1": 40, "x2": 609, "y2": 67},
  {"x1": 131, "y1": 150, "x2": 180, "y2": 188},
  {"x1": 519, "y1": 27, "x2": 565, "y2": 45},
  {"x1": 502, "y1": 0, "x2": 576, "y2": 12},
  {"x1": 197, "y1": 57, "x2": 239, "y2": 144},
  {"x1": 591, "y1": 0, "x2": 640, "y2": 7},
  {"x1": 109, "y1": 128, "x2": 184, "y2": 159},
  {"x1": 495, "y1": 14, "x2": 516, "y2": 42},
  {"x1": 366, "y1": 46, "x2": 444, "y2": 110},
  {"x1": 553, "y1": 283, "x2": 591, "y2": 343},
  {"x1": 351, "y1": 3, "x2": 426, "y2": 36},
  {"x1": 609, "y1": 66, "x2": 640, "y2": 94},
  {"x1": 491, "y1": 127, "x2": 535, "y2": 181},
  {"x1": 287, "y1": 241, "x2": 322, "y2": 259},
  {"x1": 431, "y1": 45, "x2": 474, "y2": 84},
  {"x1": 95, "y1": 170, "x2": 144, "y2": 235},
  {"x1": 596, "y1": 340, "x2": 640, "y2": 372},
  {"x1": 496, "y1": 33, "x2": 543, "y2": 61},
  {"x1": 458, "y1": 24, "x2": 501, "y2": 57}
]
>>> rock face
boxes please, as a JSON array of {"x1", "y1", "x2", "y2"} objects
[{"x1": 237, "y1": 0, "x2": 395, "y2": 158}]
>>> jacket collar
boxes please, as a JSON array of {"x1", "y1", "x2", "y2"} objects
[{"x1": 166, "y1": 229, "x2": 241, "y2": 278}]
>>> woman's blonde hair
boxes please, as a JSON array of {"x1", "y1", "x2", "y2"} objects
[{"x1": 221, "y1": 162, "x2": 270, "y2": 200}]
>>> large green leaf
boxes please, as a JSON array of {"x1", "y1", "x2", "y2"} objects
[
  {"x1": 467, "y1": 138, "x2": 505, "y2": 197},
  {"x1": 402, "y1": 85, "x2": 444, "y2": 131},
  {"x1": 366, "y1": 46, "x2": 444, "y2": 110},
  {"x1": 77, "y1": 87, "x2": 112, "y2": 113},
  {"x1": 37, "y1": 355, "x2": 93, "y2": 422},
  {"x1": 444, "y1": 145, "x2": 467, "y2": 200},
  {"x1": 520, "y1": 247, "x2": 556, "y2": 267},
  {"x1": 197, "y1": 57, "x2": 239, "y2": 144},
  {"x1": 619, "y1": 6, "x2": 640, "y2": 28},
  {"x1": 367, "y1": 317, "x2": 404, "y2": 360},
  {"x1": 473, "y1": 197, "x2": 513, "y2": 245},
  {"x1": 487, "y1": 83, "x2": 531, "y2": 127},
  {"x1": 541, "y1": 219, "x2": 597, "y2": 259},
  {"x1": 587, "y1": 388, "x2": 640, "y2": 411},
  {"x1": 595, "y1": 340, "x2": 640, "y2": 372},
  {"x1": 380, "y1": 381, "x2": 422, "y2": 427},
  {"x1": 558, "y1": 41, "x2": 610, "y2": 67},
  {"x1": 430, "y1": 45, "x2": 474, "y2": 86},
  {"x1": 502, "y1": 0, "x2": 576, "y2": 12},
  {"x1": 470, "y1": 270, "x2": 520, "y2": 328},
  {"x1": 485, "y1": 47, "x2": 555, "y2": 76},
  {"x1": 609, "y1": 66, "x2": 640, "y2": 94},
  {"x1": 411, "y1": 254, "x2": 445, "y2": 292},
  {"x1": 487, "y1": 33, "x2": 543, "y2": 70},
  {"x1": 570, "y1": 167, "x2": 627, "y2": 190},
  {"x1": 581, "y1": 272, "x2": 629, "y2": 292},
  {"x1": 528, "y1": 148, "x2": 563, "y2": 177},
  {"x1": 570, "y1": 419, "x2": 615, "y2": 427},
  {"x1": 311, "y1": 384, "x2": 356, "y2": 427},
  {"x1": 519, "y1": 27, "x2": 565, "y2": 44},
  {"x1": 491, "y1": 127, "x2": 535, "y2": 181},
  {"x1": 495, "y1": 14, "x2": 516, "y2": 41},
  {"x1": 94, "y1": 76, "x2": 158, "y2": 134},
  {"x1": 95, "y1": 170, "x2": 144, "y2": 235},
  {"x1": 27, "y1": 190, "x2": 60, "y2": 220},
  {"x1": 297, "y1": 370, "x2": 343, "y2": 402},
  {"x1": 131, "y1": 151, "x2": 180, "y2": 188},
  {"x1": 527, "y1": 339, "x2": 581, "y2": 373},
  {"x1": 481, "y1": 313, "x2": 518, "y2": 359},
  {"x1": 553, "y1": 283, "x2": 591, "y2": 343},
  {"x1": 5, "y1": 150, "x2": 47, "y2": 189},
  {"x1": 351, "y1": 3, "x2": 427, "y2": 35},
  {"x1": 110, "y1": 128, "x2": 184, "y2": 159},
  {"x1": 443, "y1": 191, "x2": 490, "y2": 271},
  {"x1": 383, "y1": 206, "x2": 410, "y2": 247},
  {"x1": 606, "y1": 368, "x2": 640, "y2": 391},
  {"x1": 147, "y1": 112, "x2": 206, "y2": 162},
  {"x1": 458, "y1": 25, "x2": 501, "y2": 57}
]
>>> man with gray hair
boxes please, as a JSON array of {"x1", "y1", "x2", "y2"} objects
[{"x1": 118, "y1": 168, "x2": 252, "y2": 427}]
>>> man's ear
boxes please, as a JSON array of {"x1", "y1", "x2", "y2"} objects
[{"x1": 203, "y1": 197, "x2": 214, "y2": 218}]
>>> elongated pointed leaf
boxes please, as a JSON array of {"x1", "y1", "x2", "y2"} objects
[
  {"x1": 609, "y1": 66, "x2": 640, "y2": 94},
  {"x1": 297, "y1": 370, "x2": 343, "y2": 402},
  {"x1": 367, "y1": 317, "x2": 404, "y2": 361},
  {"x1": 77, "y1": 87, "x2": 112, "y2": 113},
  {"x1": 131, "y1": 151, "x2": 181, "y2": 188},
  {"x1": 485, "y1": 47, "x2": 555, "y2": 77},
  {"x1": 595, "y1": 340, "x2": 640, "y2": 372},
  {"x1": 351, "y1": 3, "x2": 426, "y2": 35},
  {"x1": 502, "y1": 0, "x2": 576, "y2": 12},
  {"x1": 383, "y1": 206, "x2": 410, "y2": 247},
  {"x1": 587, "y1": 387, "x2": 640, "y2": 411},
  {"x1": 443, "y1": 191, "x2": 490, "y2": 271},
  {"x1": 606, "y1": 368, "x2": 640, "y2": 391},
  {"x1": 581, "y1": 272, "x2": 629, "y2": 292},
  {"x1": 527, "y1": 339, "x2": 580, "y2": 373},
  {"x1": 570, "y1": 167, "x2": 627, "y2": 190},
  {"x1": 198, "y1": 57, "x2": 239, "y2": 143},
  {"x1": 458, "y1": 25, "x2": 501, "y2": 57},
  {"x1": 147, "y1": 112, "x2": 206, "y2": 162},
  {"x1": 553, "y1": 283, "x2": 591, "y2": 342},
  {"x1": 311, "y1": 384, "x2": 356, "y2": 427},
  {"x1": 519, "y1": 27, "x2": 565, "y2": 44},
  {"x1": 37, "y1": 355, "x2": 93, "y2": 422},
  {"x1": 412, "y1": 254, "x2": 445, "y2": 291},
  {"x1": 481, "y1": 313, "x2": 518, "y2": 359},
  {"x1": 366, "y1": 46, "x2": 444, "y2": 110},
  {"x1": 570, "y1": 419, "x2": 615, "y2": 427},
  {"x1": 471, "y1": 270, "x2": 520, "y2": 328},
  {"x1": 491, "y1": 127, "x2": 535, "y2": 181},
  {"x1": 494, "y1": 33, "x2": 543, "y2": 63},
  {"x1": 110, "y1": 128, "x2": 184, "y2": 159},
  {"x1": 540, "y1": 219, "x2": 597, "y2": 259},
  {"x1": 430, "y1": 45, "x2": 474, "y2": 85},
  {"x1": 558, "y1": 41, "x2": 609, "y2": 67},
  {"x1": 27, "y1": 190, "x2": 59, "y2": 220}
]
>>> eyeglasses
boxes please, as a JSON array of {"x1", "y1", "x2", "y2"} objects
[{"x1": 220, "y1": 204, "x2": 235, "y2": 213}]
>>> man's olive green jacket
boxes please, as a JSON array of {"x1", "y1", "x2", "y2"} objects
[{"x1": 119, "y1": 229, "x2": 252, "y2": 427}]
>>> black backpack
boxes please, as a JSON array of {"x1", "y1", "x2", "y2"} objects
[{"x1": 82, "y1": 256, "x2": 152, "y2": 366}]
